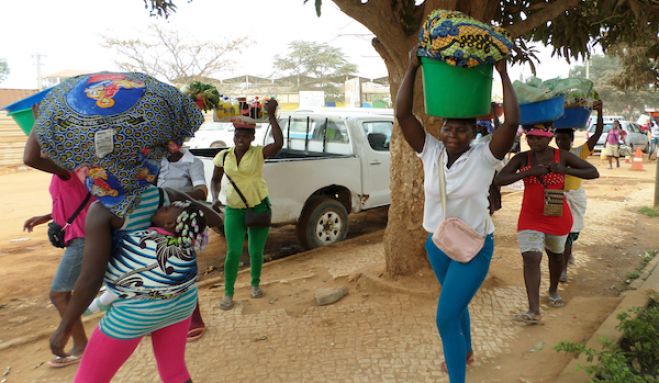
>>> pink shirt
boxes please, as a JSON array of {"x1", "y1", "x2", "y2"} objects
[
  {"x1": 607, "y1": 129, "x2": 623, "y2": 145},
  {"x1": 49, "y1": 174, "x2": 94, "y2": 245}
]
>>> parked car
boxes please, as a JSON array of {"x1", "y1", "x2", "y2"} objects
[
  {"x1": 185, "y1": 121, "x2": 268, "y2": 149},
  {"x1": 191, "y1": 110, "x2": 394, "y2": 249},
  {"x1": 587, "y1": 120, "x2": 649, "y2": 154}
]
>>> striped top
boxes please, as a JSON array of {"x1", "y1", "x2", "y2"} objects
[
  {"x1": 99, "y1": 186, "x2": 198, "y2": 339},
  {"x1": 119, "y1": 186, "x2": 168, "y2": 231},
  {"x1": 100, "y1": 286, "x2": 197, "y2": 339},
  {"x1": 105, "y1": 228, "x2": 198, "y2": 300}
]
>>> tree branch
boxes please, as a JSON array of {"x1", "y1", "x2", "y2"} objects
[{"x1": 507, "y1": 0, "x2": 580, "y2": 38}]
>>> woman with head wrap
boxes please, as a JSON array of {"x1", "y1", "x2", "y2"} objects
[
  {"x1": 35, "y1": 72, "x2": 222, "y2": 382},
  {"x1": 494, "y1": 123, "x2": 599, "y2": 324}
]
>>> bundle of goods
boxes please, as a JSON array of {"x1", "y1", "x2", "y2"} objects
[
  {"x1": 212, "y1": 95, "x2": 274, "y2": 123},
  {"x1": 417, "y1": 9, "x2": 513, "y2": 118},
  {"x1": 182, "y1": 81, "x2": 220, "y2": 112},
  {"x1": 181, "y1": 81, "x2": 276, "y2": 123},
  {"x1": 514, "y1": 77, "x2": 598, "y2": 128},
  {"x1": 33, "y1": 72, "x2": 203, "y2": 217}
]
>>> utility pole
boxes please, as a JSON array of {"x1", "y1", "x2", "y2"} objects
[
  {"x1": 655, "y1": 153, "x2": 659, "y2": 207},
  {"x1": 585, "y1": 57, "x2": 590, "y2": 80},
  {"x1": 32, "y1": 53, "x2": 46, "y2": 89}
]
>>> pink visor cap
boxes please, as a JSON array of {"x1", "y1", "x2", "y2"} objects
[{"x1": 524, "y1": 124, "x2": 554, "y2": 137}]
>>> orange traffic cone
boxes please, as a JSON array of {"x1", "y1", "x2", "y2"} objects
[{"x1": 631, "y1": 147, "x2": 644, "y2": 171}]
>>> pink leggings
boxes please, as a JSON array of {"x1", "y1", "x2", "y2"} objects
[{"x1": 74, "y1": 317, "x2": 192, "y2": 383}]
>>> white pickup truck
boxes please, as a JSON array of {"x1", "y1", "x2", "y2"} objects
[{"x1": 190, "y1": 110, "x2": 393, "y2": 248}]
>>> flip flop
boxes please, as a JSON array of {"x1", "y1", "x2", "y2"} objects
[
  {"x1": 47, "y1": 355, "x2": 81, "y2": 368},
  {"x1": 547, "y1": 294, "x2": 566, "y2": 308},
  {"x1": 514, "y1": 312, "x2": 542, "y2": 325},
  {"x1": 187, "y1": 327, "x2": 206, "y2": 342}
]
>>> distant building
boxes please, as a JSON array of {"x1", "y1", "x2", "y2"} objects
[{"x1": 344, "y1": 76, "x2": 391, "y2": 108}]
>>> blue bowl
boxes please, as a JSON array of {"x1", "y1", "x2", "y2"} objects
[
  {"x1": 2, "y1": 87, "x2": 54, "y2": 112},
  {"x1": 519, "y1": 95, "x2": 565, "y2": 125},
  {"x1": 553, "y1": 106, "x2": 592, "y2": 129}
]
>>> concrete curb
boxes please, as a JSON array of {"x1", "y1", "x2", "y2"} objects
[
  {"x1": 554, "y1": 253, "x2": 659, "y2": 383},
  {"x1": 0, "y1": 230, "x2": 385, "y2": 351}
]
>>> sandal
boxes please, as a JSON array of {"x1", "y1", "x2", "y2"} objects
[
  {"x1": 219, "y1": 295, "x2": 234, "y2": 311},
  {"x1": 513, "y1": 312, "x2": 542, "y2": 325},
  {"x1": 47, "y1": 354, "x2": 81, "y2": 368},
  {"x1": 251, "y1": 286, "x2": 264, "y2": 299},
  {"x1": 187, "y1": 327, "x2": 206, "y2": 342},
  {"x1": 547, "y1": 294, "x2": 566, "y2": 308},
  {"x1": 559, "y1": 270, "x2": 568, "y2": 283}
]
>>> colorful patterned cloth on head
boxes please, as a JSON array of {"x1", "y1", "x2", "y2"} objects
[
  {"x1": 34, "y1": 72, "x2": 204, "y2": 217},
  {"x1": 418, "y1": 10, "x2": 513, "y2": 68}
]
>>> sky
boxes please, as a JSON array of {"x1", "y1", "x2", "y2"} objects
[{"x1": 0, "y1": 0, "x2": 582, "y2": 89}]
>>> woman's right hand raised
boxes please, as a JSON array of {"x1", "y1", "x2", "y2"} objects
[{"x1": 408, "y1": 44, "x2": 421, "y2": 69}]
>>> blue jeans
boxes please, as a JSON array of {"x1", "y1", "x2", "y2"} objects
[
  {"x1": 425, "y1": 234, "x2": 494, "y2": 383},
  {"x1": 51, "y1": 238, "x2": 85, "y2": 292}
]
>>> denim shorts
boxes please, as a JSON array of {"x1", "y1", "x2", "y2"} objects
[
  {"x1": 51, "y1": 238, "x2": 85, "y2": 292},
  {"x1": 517, "y1": 230, "x2": 568, "y2": 254}
]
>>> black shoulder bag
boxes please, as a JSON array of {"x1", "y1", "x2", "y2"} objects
[
  {"x1": 48, "y1": 192, "x2": 92, "y2": 248},
  {"x1": 222, "y1": 151, "x2": 271, "y2": 227}
]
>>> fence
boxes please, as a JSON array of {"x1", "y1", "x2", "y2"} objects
[{"x1": 0, "y1": 112, "x2": 27, "y2": 167}]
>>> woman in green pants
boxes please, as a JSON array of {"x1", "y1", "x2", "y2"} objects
[{"x1": 211, "y1": 100, "x2": 283, "y2": 310}]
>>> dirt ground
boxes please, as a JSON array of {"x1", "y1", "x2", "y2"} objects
[
  {"x1": 0, "y1": 166, "x2": 389, "y2": 345},
  {"x1": 0, "y1": 158, "x2": 658, "y2": 382}
]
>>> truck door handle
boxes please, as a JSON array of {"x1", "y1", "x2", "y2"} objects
[{"x1": 370, "y1": 160, "x2": 382, "y2": 165}]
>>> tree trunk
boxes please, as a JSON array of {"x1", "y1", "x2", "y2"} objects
[{"x1": 331, "y1": 0, "x2": 449, "y2": 278}]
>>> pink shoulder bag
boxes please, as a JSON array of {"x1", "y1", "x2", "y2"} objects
[{"x1": 431, "y1": 151, "x2": 488, "y2": 263}]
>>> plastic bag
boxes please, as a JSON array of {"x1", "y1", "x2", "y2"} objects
[{"x1": 514, "y1": 77, "x2": 598, "y2": 106}]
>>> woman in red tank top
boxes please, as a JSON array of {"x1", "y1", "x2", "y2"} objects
[{"x1": 494, "y1": 123, "x2": 599, "y2": 323}]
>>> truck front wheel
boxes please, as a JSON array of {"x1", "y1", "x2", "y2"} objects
[{"x1": 297, "y1": 197, "x2": 349, "y2": 249}]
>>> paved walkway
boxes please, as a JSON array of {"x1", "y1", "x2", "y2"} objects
[{"x1": 86, "y1": 239, "x2": 530, "y2": 383}]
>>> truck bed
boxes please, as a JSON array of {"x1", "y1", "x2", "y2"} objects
[{"x1": 189, "y1": 147, "x2": 352, "y2": 161}]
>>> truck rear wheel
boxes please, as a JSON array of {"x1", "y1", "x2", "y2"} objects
[{"x1": 297, "y1": 197, "x2": 349, "y2": 249}]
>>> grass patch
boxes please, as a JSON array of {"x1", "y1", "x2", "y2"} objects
[
  {"x1": 626, "y1": 271, "x2": 641, "y2": 281},
  {"x1": 556, "y1": 297, "x2": 659, "y2": 383},
  {"x1": 624, "y1": 251, "x2": 657, "y2": 285},
  {"x1": 638, "y1": 207, "x2": 659, "y2": 218}
]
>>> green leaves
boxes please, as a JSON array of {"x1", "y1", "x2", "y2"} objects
[{"x1": 555, "y1": 299, "x2": 659, "y2": 383}]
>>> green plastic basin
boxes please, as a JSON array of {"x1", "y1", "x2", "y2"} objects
[
  {"x1": 8, "y1": 107, "x2": 35, "y2": 135},
  {"x1": 420, "y1": 57, "x2": 493, "y2": 118}
]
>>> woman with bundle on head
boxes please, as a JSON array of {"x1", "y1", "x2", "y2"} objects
[
  {"x1": 494, "y1": 122, "x2": 599, "y2": 324},
  {"x1": 37, "y1": 72, "x2": 222, "y2": 382},
  {"x1": 396, "y1": 45, "x2": 519, "y2": 382},
  {"x1": 210, "y1": 99, "x2": 283, "y2": 310}
]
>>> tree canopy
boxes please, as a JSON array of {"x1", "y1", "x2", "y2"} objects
[
  {"x1": 570, "y1": 54, "x2": 659, "y2": 117},
  {"x1": 273, "y1": 41, "x2": 357, "y2": 101},
  {"x1": 103, "y1": 24, "x2": 244, "y2": 83}
]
